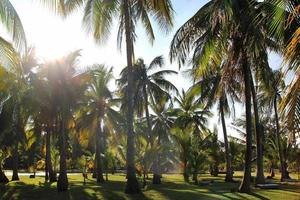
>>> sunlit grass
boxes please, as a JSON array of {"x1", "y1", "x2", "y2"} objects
[{"x1": 0, "y1": 172, "x2": 299, "y2": 200}]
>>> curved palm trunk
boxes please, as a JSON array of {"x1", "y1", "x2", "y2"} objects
[
  {"x1": 11, "y1": 141, "x2": 19, "y2": 181},
  {"x1": 57, "y1": 114, "x2": 68, "y2": 191},
  {"x1": 46, "y1": 126, "x2": 56, "y2": 182},
  {"x1": 96, "y1": 117, "x2": 104, "y2": 183},
  {"x1": 220, "y1": 98, "x2": 233, "y2": 182},
  {"x1": 0, "y1": 165, "x2": 9, "y2": 184},
  {"x1": 239, "y1": 51, "x2": 253, "y2": 193},
  {"x1": 250, "y1": 75, "x2": 265, "y2": 184},
  {"x1": 124, "y1": 0, "x2": 140, "y2": 194},
  {"x1": 274, "y1": 95, "x2": 290, "y2": 181}
]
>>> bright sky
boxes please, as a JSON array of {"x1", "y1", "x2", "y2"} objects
[{"x1": 6, "y1": 0, "x2": 284, "y2": 140}]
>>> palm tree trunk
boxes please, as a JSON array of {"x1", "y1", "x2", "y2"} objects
[
  {"x1": 274, "y1": 95, "x2": 290, "y2": 181},
  {"x1": 143, "y1": 168, "x2": 146, "y2": 188},
  {"x1": 45, "y1": 132, "x2": 49, "y2": 181},
  {"x1": 0, "y1": 164, "x2": 9, "y2": 184},
  {"x1": 193, "y1": 170, "x2": 198, "y2": 185},
  {"x1": 11, "y1": 103, "x2": 19, "y2": 181},
  {"x1": 96, "y1": 118, "x2": 104, "y2": 183},
  {"x1": 46, "y1": 125, "x2": 56, "y2": 182},
  {"x1": 142, "y1": 85, "x2": 160, "y2": 184},
  {"x1": 183, "y1": 158, "x2": 189, "y2": 182},
  {"x1": 239, "y1": 51, "x2": 253, "y2": 193},
  {"x1": 124, "y1": 0, "x2": 140, "y2": 194},
  {"x1": 11, "y1": 141, "x2": 19, "y2": 181},
  {"x1": 153, "y1": 134, "x2": 162, "y2": 184},
  {"x1": 143, "y1": 85, "x2": 152, "y2": 143},
  {"x1": 250, "y1": 74, "x2": 265, "y2": 184},
  {"x1": 57, "y1": 114, "x2": 68, "y2": 191},
  {"x1": 220, "y1": 98, "x2": 233, "y2": 182}
]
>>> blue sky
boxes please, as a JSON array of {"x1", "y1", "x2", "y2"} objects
[{"x1": 7, "y1": 0, "x2": 283, "y2": 139}]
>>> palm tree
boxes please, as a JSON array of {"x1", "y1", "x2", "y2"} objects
[
  {"x1": 118, "y1": 56, "x2": 177, "y2": 184},
  {"x1": 34, "y1": 64, "x2": 59, "y2": 183},
  {"x1": 0, "y1": 96, "x2": 14, "y2": 184},
  {"x1": 43, "y1": 50, "x2": 89, "y2": 191},
  {"x1": 0, "y1": 48, "x2": 37, "y2": 181},
  {"x1": 192, "y1": 62, "x2": 240, "y2": 182},
  {"x1": 250, "y1": 73, "x2": 266, "y2": 184},
  {"x1": 150, "y1": 96, "x2": 174, "y2": 184},
  {"x1": 170, "y1": 88, "x2": 211, "y2": 182},
  {"x1": 170, "y1": 0, "x2": 274, "y2": 192},
  {"x1": 135, "y1": 123, "x2": 160, "y2": 188},
  {"x1": 171, "y1": 88, "x2": 211, "y2": 135},
  {"x1": 267, "y1": 0, "x2": 300, "y2": 141},
  {"x1": 206, "y1": 128, "x2": 223, "y2": 177},
  {"x1": 170, "y1": 125, "x2": 192, "y2": 182},
  {"x1": 259, "y1": 70, "x2": 290, "y2": 180},
  {"x1": 40, "y1": 0, "x2": 174, "y2": 193},
  {"x1": 76, "y1": 65, "x2": 120, "y2": 183}
]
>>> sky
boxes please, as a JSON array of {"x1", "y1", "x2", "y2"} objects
[{"x1": 6, "y1": 0, "x2": 284, "y2": 140}]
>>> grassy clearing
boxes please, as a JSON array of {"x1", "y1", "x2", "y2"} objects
[{"x1": 0, "y1": 172, "x2": 299, "y2": 200}]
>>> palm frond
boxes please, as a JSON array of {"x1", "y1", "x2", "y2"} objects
[{"x1": 0, "y1": 0, "x2": 27, "y2": 52}]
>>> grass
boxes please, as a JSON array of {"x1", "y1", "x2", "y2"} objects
[{"x1": 0, "y1": 172, "x2": 299, "y2": 200}]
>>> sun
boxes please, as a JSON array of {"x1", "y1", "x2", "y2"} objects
[
  {"x1": 20, "y1": 3, "x2": 83, "y2": 61},
  {"x1": 32, "y1": 18, "x2": 80, "y2": 61}
]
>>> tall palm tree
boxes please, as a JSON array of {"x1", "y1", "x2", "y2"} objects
[
  {"x1": 76, "y1": 65, "x2": 120, "y2": 183},
  {"x1": 266, "y1": 0, "x2": 300, "y2": 140},
  {"x1": 150, "y1": 96, "x2": 174, "y2": 184},
  {"x1": 41, "y1": 0, "x2": 174, "y2": 193},
  {"x1": 170, "y1": 0, "x2": 274, "y2": 192},
  {"x1": 118, "y1": 56, "x2": 177, "y2": 184},
  {"x1": 250, "y1": 73, "x2": 266, "y2": 184},
  {"x1": 1, "y1": 48, "x2": 36, "y2": 181},
  {"x1": 34, "y1": 65, "x2": 59, "y2": 183},
  {"x1": 193, "y1": 64, "x2": 240, "y2": 182},
  {"x1": 170, "y1": 88, "x2": 211, "y2": 182},
  {"x1": 43, "y1": 50, "x2": 89, "y2": 191},
  {"x1": 259, "y1": 70, "x2": 290, "y2": 180}
]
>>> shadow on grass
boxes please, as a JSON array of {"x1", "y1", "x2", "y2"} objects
[
  {"x1": 0, "y1": 178, "x2": 149, "y2": 200},
  {"x1": 1, "y1": 175, "x2": 300, "y2": 200}
]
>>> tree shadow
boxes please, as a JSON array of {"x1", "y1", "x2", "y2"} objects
[{"x1": 1, "y1": 175, "x2": 299, "y2": 200}]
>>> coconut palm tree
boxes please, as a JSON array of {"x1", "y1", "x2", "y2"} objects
[
  {"x1": 266, "y1": 0, "x2": 300, "y2": 140},
  {"x1": 170, "y1": 125, "x2": 192, "y2": 182},
  {"x1": 170, "y1": 0, "x2": 275, "y2": 192},
  {"x1": 117, "y1": 56, "x2": 177, "y2": 184},
  {"x1": 170, "y1": 88, "x2": 211, "y2": 182},
  {"x1": 40, "y1": 0, "x2": 174, "y2": 193},
  {"x1": 150, "y1": 96, "x2": 174, "y2": 184},
  {"x1": 192, "y1": 60, "x2": 240, "y2": 182},
  {"x1": 0, "y1": 48, "x2": 37, "y2": 181},
  {"x1": 76, "y1": 65, "x2": 121, "y2": 183},
  {"x1": 259, "y1": 70, "x2": 290, "y2": 180},
  {"x1": 42, "y1": 50, "x2": 89, "y2": 191},
  {"x1": 171, "y1": 88, "x2": 212, "y2": 136},
  {"x1": 34, "y1": 65, "x2": 59, "y2": 183}
]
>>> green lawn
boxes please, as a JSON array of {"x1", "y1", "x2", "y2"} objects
[{"x1": 0, "y1": 172, "x2": 299, "y2": 200}]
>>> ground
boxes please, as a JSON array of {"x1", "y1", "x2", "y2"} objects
[{"x1": 0, "y1": 172, "x2": 299, "y2": 200}]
